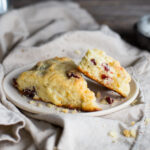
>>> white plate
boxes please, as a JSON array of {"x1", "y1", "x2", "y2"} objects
[{"x1": 3, "y1": 63, "x2": 139, "y2": 116}]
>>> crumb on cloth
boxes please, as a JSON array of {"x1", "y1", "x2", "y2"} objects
[
  {"x1": 131, "y1": 121, "x2": 135, "y2": 126},
  {"x1": 145, "y1": 118, "x2": 150, "y2": 125},
  {"x1": 108, "y1": 131, "x2": 118, "y2": 143},
  {"x1": 74, "y1": 50, "x2": 81, "y2": 55},
  {"x1": 108, "y1": 131, "x2": 118, "y2": 138},
  {"x1": 123, "y1": 129, "x2": 137, "y2": 138}
]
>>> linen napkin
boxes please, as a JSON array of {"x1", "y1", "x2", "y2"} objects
[{"x1": 0, "y1": 1, "x2": 150, "y2": 150}]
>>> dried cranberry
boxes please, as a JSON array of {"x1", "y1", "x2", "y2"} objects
[
  {"x1": 90, "y1": 59, "x2": 96, "y2": 65},
  {"x1": 22, "y1": 87, "x2": 36, "y2": 98},
  {"x1": 101, "y1": 74, "x2": 108, "y2": 79},
  {"x1": 13, "y1": 78, "x2": 17, "y2": 88},
  {"x1": 66, "y1": 71, "x2": 80, "y2": 79},
  {"x1": 106, "y1": 97, "x2": 114, "y2": 104},
  {"x1": 102, "y1": 63, "x2": 110, "y2": 72}
]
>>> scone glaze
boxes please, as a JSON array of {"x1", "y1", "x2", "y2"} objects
[
  {"x1": 15, "y1": 57, "x2": 101, "y2": 111},
  {"x1": 78, "y1": 49, "x2": 131, "y2": 97}
]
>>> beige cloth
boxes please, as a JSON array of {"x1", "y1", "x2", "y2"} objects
[{"x1": 0, "y1": 1, "x2": 150, "y2": 150}]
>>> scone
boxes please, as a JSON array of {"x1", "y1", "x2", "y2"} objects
[
  {"x1": 78, "y1": 49, "x2": 131, "y2": 97},
  {"x1": 14, "y1": 57, "x2": 100, "y2": 111}
]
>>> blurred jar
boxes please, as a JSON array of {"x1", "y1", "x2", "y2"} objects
[
  {"x1": 0, "y1": 0, "x2": 11, "y2": 14},
  {"x1": 134, "y1": 15, "x2": 150, "y2": 51}
]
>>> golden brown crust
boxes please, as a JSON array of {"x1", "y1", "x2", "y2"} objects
[
  {"x1": 15, "y1": 57, "x2": 101, "y2": 112},
  {"x1": 78, "y1": 67, "x2": 126, "y2": 97},
  {"x1": 78, "y1": 65, "x2": 127, "y2": 97},
  {"x1": 16, "y1": 87, "x2": 101, "y2": 112}
]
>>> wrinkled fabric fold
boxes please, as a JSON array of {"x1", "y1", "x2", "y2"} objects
[{"x1": 0, "y1": 1, "x2": 150, "y2": 150}]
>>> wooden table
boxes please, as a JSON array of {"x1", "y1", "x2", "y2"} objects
[{"x1": 13, "y1": 0, "x2": 150, "y2": 49}]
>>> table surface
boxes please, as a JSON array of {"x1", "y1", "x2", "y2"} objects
[{"x1": 13, "y1": 0, "x2": 150, "y2": 49}]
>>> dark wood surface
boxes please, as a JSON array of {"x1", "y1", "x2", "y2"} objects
[{"x1": 12, "y1": 0, "x2": 150, "y2": 49}]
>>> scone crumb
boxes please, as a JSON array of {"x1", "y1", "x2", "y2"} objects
[
  {"x1": 130, "y1": 129, "x2": 137, "y2": 138},
  {"x1": 61, "y1": 108, "x2": 69, "y2": 113},
  {"x1": 100, "y1": 99, "x2": 108, "y2": 104},
  {"x1": 46, "y1": 103, "x2": 54, "y2": 108},
  {"x1": 145, "y1": 118, "x2": 150, "y2": 125},
  {"x1": 123, "y1": 129, "x2": 137, "y2": 138},
  {"x1": 74, "y1": 50, "x2": 81, "y2": 55},
  {"x1": 28, "y1": 100, "x2": 36, "y2": 105},
  {"x1": 37, "y1": 103, "x2": 42, "y2": 107},
  {"x1": 112, "y1": 139, "x2": 117, "y2": 143},
  {"x1": 131, "y1": 121, "x2": 135, "y2": 126},
  {"x1": 72, "y1": 109, "x2": 77, "y2": 114},
  {"x1": 108, "y1": 131, "x2": 118, "y2": 139},
  {"x1": 123, "y1": 129, "x2": 130, "y2": 137},
  {"x1": 33, "y1": 95, "x2": 39, "y2": 100},
  {"x1": 96, "y1": 91, "x2": 101, "y2": 98},
  {"x1": 56, "y1": 107, "x2": 60, "y2": 111}
]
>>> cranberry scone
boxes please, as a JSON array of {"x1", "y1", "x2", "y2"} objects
[
  {"x1": 78, "y1": 49, "x2": 131, "y2": 97},
  {"x1": 14, "y1": 57, "x2": 100, "y2": 111}
]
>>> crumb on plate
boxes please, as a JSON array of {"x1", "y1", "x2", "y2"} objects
[
  {"x1": 56, "y1": 107, "x2": 60, "y2": 111},
  {"x1": 72, "y1": 109, "x2": 77, "y2": 114},
  {"x1": 37, "y1": 103, "x2": 42, "y2": 107},
  {"x1": 96, "y1": 91, "x2": 101, "y2": 98},
  {"x1": 28, "y1": 100, "x2": 36, "y2": 105},
  {"x1": 46, "y1": 103, "x2": 54, "y2": 108},
  {"x1": 100, "y1": 99, "x2": 108, "y2": 104},
  {"x1": 61, "y1": 108, "x2": 69, "y2": 113}
]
